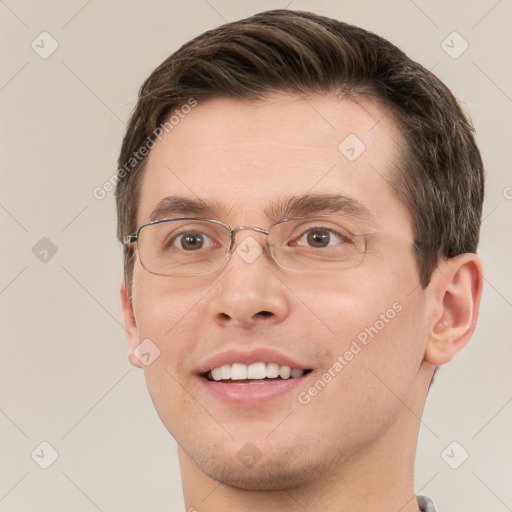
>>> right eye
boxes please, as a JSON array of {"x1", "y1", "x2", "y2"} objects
[{"x1": 168, "y1": 230, "x2": 216, "y2": 251}]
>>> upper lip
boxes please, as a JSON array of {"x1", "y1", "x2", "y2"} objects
[{"x1": 196, "y1": 347, "x2": 312, "y2": 375}]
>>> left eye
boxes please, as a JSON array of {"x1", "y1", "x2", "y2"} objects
[{"x1": 294, "y1": 228, "x2": 347, "y2": 248}]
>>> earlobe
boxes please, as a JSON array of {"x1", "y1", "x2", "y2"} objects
[
  {"x1": 424, "y1": 254, "x2": 484, "y2": 366},
  {"x1": 120, "y1": 277, "x2": 143, "y2": 369}
]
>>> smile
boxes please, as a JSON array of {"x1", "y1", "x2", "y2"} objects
[
  {"x1": 196, "y1": 348, "x2": 314, "y2": 404},
  {"x1": 205, "y1": 362, "x2": 313, "y2": 382}
]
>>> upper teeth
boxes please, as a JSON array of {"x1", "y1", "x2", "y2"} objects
[{"x1": 208, "y1": 362, "x2": 304, "y2": 381}]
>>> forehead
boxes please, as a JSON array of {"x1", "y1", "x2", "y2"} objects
[{"x1": 138, "y1": 93, "x2": 410, "y2": 234}]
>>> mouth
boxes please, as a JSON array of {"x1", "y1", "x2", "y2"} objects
[
  {"x1": 202, "y1": 362, "x2": 313, "y2": 383},
  {"x1": 196, "y1": 348, "x2": 314, "y2": 404}
]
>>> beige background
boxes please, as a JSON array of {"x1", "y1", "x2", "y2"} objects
[{"x1": 1, "y1": 0, "x2": 511, "y2": 511}]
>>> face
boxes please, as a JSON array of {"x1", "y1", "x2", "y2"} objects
[{"x1": 125, "y1": 93, "x2": 431, "y2": 490}]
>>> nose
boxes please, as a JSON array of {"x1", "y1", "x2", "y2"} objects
[{"x1": 208, "y1": 232, "x2": 291, "y2": 330}]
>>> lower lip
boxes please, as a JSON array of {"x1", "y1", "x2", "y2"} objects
[{"x1": 199, "y1": 375, "x2": 311, "y2": 405}]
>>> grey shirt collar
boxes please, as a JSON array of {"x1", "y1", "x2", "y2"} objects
[{"x1": 417, "y1": 495, "x2": 437, "y2": 512}]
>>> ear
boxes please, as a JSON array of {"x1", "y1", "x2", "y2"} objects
[
  {"x1": 424, "y1": 253, "x2": 484, "y2": 365},
  {"x1": 120, "y1": 277, "x2": 142, "y2": 368}
]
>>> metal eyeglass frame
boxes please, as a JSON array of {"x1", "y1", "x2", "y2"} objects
[{"x1": 123, "y1": 215, "x2": 369, "y2": 277}]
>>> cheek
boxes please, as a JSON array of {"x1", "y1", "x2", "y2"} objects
[
  {"x1": 299, "y1": 288, "x2": 427, "y2": 435},
  {"x1": 310, "y1": 267, "x2": 427, "y2": 387},
  {"x1": 130, "y1": 277, "x2": 202, "y2": 436},
  {"x1": 131, "y1": 266, "x2": 204, "y2": 341},
  {"x1": 130, "y1": 271, "x2": 204, "y2": 388}
]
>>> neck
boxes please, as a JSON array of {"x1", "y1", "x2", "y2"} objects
[{"x1": 179, "y1": 363, "x2": 433, "y2": 512}]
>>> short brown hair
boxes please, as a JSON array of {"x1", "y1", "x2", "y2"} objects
[{"x1": 116, "y1": 9, "x2": 484, "y2": 291}]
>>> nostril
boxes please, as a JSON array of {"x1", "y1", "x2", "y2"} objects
[{"x1": 257, "y1": 311, "x2": 273, "y2": 317}]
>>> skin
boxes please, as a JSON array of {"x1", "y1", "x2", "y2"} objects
[{"x1": 120, "y1": 93, "x2": 483, "y2": 512}]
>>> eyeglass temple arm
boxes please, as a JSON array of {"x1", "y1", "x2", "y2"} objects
[{"x1": 123, "y1": 235, "x2": 137, "y2": 245}]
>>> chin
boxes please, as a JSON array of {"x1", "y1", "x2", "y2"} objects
[
  {"x1": 182, "y1": 433, "x2": 350, "y2": 492},
  {"x1": 196, "y1": 456, "x2": 317, "y2": 491}
]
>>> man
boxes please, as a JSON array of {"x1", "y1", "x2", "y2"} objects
[{"x1": 116, "y1": 10, "x2": 484, "y2": 512}]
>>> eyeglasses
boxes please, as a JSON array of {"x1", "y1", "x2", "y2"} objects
[{"x1": 123, "y1": 216, "x2": 373, "y2": 277}]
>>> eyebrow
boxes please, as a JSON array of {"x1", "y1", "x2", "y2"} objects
[{"x1": 148, "y1": 193, "x2": 374, "y2": 224}]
